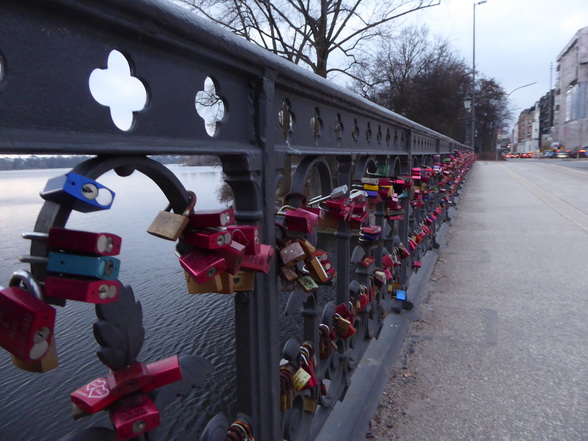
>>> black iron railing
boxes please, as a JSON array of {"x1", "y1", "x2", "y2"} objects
[{"x1": 0, "y1": 1, "x2": 474, "y2": 440}]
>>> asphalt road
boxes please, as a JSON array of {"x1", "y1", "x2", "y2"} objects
[{"x1": 367, "y1": 160, "x2": 588, "y2": 441}]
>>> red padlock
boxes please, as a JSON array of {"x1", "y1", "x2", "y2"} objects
[
  {"x1": 241, "y1": 244, "x2": 274, "y2": 273},
  {"x1": 283, "y1": 207, "x2": 318, "y2": 233},
  {"x1": 0, "y1": 270, "x2": 56, "y2": 361},
  {"x1": 71, "y1": 377, "x2": 118, "y2": 414},
  {"x1": 212, "y1": 240, "x2": 246, "y2": 274},
  {"x1": 43, "y1": 276, "x2": 119, "y2": 304},
  {"x1": 299, "y1": 353, "x2": 318, "y2": 390},
  {"x1": 109, "y1": 393, "x2": 160, "y2": 441},
  {"x1": 182, "y1": 228, "x2": 232, "y2": 250},
  {"x1": 226, "y1": 225, "x2": 260, "y2": 255},
  {"x1": 187, "y1": 207, "x2": 234, "y2": 228},
  {"x1": 143, "y1": 355, "x2": 183, "y2": 392},
  {"x1": 179, "y1": 249, "x2": 227, "y2": 284},
  {"x1": 382, "y1": 253, "x2": 394, "y2": 268},
  {"x1": 46, "y1": 227, "x2": 122, "y2": 256},
  {"x1": 107, "y1": 361, "x2": 153, "y2": 398}
]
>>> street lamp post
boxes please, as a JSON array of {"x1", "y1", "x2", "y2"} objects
[
  {"x1": 497, "y1": 82, "x2": 537, "y2": 159},
  {"x1": 472, "y1": 0, "x2": 487, "y2": 151}
]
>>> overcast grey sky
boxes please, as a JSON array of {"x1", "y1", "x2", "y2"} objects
[{"x1": 403, "y1": 0, "x2": 588, "y2": 123}]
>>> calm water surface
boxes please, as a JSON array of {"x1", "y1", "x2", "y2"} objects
[{"x1": 0, "y1": 165, "x2": 238, "y2": 441}]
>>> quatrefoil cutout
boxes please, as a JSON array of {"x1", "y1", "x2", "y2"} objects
[
  {"x1": 195, "y1": 76, "x2": 226, "y2": 137},
  {"x1": 89, "y1": 50, "x2": 147, "y2": 131}
]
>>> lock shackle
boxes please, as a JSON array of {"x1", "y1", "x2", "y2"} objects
[
  {"x1": 283, "y1": 192, "x2": 307, "y2": 208},
  {"x1": 9, "y1": 269, "x2": 44, "y2": 302},
  {"x1": 181, "y1": 191, "x2": 197, "y2": 216},
  {"x1": 276, "y1": 205, "x2": 297, "y2": 216}
]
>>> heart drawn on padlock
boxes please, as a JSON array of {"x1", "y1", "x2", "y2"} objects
[{"x1": 85, "y1": 378, "x2": 110, "y2": 398}]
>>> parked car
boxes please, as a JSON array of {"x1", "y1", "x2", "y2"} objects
[
  {"x1": 568, "y1": 147, "x2": 588, "y2": 158},
  {"x1": 541, "y1": 150, "x2": 554, "y2": 158}
]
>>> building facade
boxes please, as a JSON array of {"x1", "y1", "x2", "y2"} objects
[{"x1": 553, "y1": 26, "x2": 588, "y2": 149}]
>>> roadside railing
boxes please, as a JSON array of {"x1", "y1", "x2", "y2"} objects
[{"x1": 0, "y1": 1, "x2": 474, "y2": 440}]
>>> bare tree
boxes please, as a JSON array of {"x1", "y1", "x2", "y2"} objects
[
  {"x1": 352, "y1": 25, "x2": 472, "y2": 140},
  {"x1": 178, "y1": 0, "x2": 441, "y2": 78}
]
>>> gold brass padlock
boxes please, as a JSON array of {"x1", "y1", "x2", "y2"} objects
[
  {"x1": 184, "y1": 270, "x2": 223, "y2": 294},
  {"x1": 332, "y1": 313, "x2": 351, "y2": 337},
  {"x1": 147, "y1": 191, "x2": 197, "y2": 241},
  {"x1": 233, "y1": 270, "x2": 255, "y2": 291}
]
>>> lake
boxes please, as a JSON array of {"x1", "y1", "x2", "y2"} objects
[{"x1": 0, "y1": 164, "x2": 240, "y2": 441}]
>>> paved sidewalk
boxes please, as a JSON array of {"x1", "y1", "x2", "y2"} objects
[{"x1": 367, "y1": 161, "x2": 588, "y2": 441}]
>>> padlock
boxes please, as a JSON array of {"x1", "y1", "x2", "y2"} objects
[
  {"x1": 147, "y1": 191, "x2": 197, "y2": 241},
  {"x1": 292, "y1": 367, "x2": 312, "y2": 391},
  {"x1": 397, "y1": 245, "x2": 410, "y2": 259},
  {"x1": 279, "y1": 264, "x2": 299, "y2": 283},
  {"x1": 407, "y1": 238, "x2": 417, "y2": 252},
  {"x1": 44, "y1": 276, "x2": 119, "y2": 303},
  {"x1": 324, "y1": 197, "x2": 349, "y2": 211},
  {"x1": 233, "y1": 270, "x2": 255, "y2": 292},
  {"x1": 71, "y1": 377, "x2": 119, "y2": 414},
  {"x1": 40, "y1": 172, "x2": 115, "y2": 212},
  {"x1": 307, "y1": 184, "x2": 349, "y2": 205},
  {"x1": 332, "y1": 313, "x2": 355, "y2": 339},
  {"x1": 241, "y1": 244, "x2": 274, "y2": 273},
  {"x1": 23, "y1": 228, "x2": 122, "y2": 256},
  {"x1": 306, "y1": 253, "x2": 329, "y2": 283},
  {"x1": 280, "y1": 206, "x2": 318, "y2": 234},
  {"x1": 412, "y1": 261, "x2": 422, "y2": 271},
  {"x1": 395, "y1": 289, "x2": 407, "y2": 301},
  {"x1": 360, "y1": 177, "x2": 379, "y2": 186},
  {"x1": 280, "y1": 366, "x2": 294, "y2": 411},
  {"x1": 212, "y1": 240, "x2": 246, "y2": 274},
  {"x1": 297, "y1": 275, "x2": 319, "y2": 293},
  {"x1": 228, "y1": 420, "x2": 255, "y2": 441},
  {"x1": 46, "y1": 252, "x2": 121, "y2": 280},
  {"x1": 109, "y1": 393, "x2": 160, "y2": 441},
  {"x1": 298, "y1": 350, "x2": 318, "y2": 390},
  {"x1": 279, "y1": 241, "x2": 306, "y2": 267},
  {"x1": 318, "y1": 324, "x2": 337, "y2": 359},
  {"x1": 359, "y1": 255, "x2": 375, "y2": 268},
  {"x1": 187, "y1": 206, "x2": 234, "y2": 228},
  {"x1": 184, "y1": 271, "x2": 223, "y2": 294},
  {"x1": 350, "y1": 211, "x2": 368, "y2": 229},
  {"x1": 179, "y1": 249, "x2": 227, "y2": 284},
  {"x1": 182, "y1": 228, "x2": 232, "y2": 250},
  {"x1": 107, "y1": 361, "x2": 153, "y2": 398},
  {"x1": 382, "y1": 253, "x2": 394, "y2": 268},
  {"x1": 227, "y1": 225, "x2": 260, "y2": 255},
  {"x1": 142, "y1": 355, "x2": 183, "y2": 392},
  {"x1": 0, "y1": 270, "x2": 56, "y2": 362}
]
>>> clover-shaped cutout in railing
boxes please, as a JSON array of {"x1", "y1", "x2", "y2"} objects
[
  {"x1": 195, "y1": 76, "x2": 226, "y2": 137},
  {"x1": 334, "y1": 113, "x2": 344, "y2": 141},
  {"x1": 89, "y1": 50, "x2": 147, "y2": 131},
  {"x1": 310, "y1": 107, "x2": 323, "y2": 144},
  {"x1": 278, "y1": 99, "x2": 295, "y2": 143}
]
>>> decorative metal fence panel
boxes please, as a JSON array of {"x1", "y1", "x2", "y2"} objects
[{"x1": 0, "y1": 1, "x2": 474, "y2": 440}]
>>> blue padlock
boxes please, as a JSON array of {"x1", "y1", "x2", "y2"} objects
[
  {"x1": 47, "y1": 252, "x2": 120, "y2": 280},
  {"x1": 40, "y1": 172, "x2": 115, "y2": 212},
  {"x1": 395, "y1": 289, "x2": 407, "y2": 301}
]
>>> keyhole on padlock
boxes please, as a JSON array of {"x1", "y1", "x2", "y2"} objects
[
  {"x1": 132, "y1": 420, "x2": 146, "y2": 434},
  {"x1": 97, "y1": 235, "x2": 114, "y2": 254},
  {"x1": 207, "y1": 267, "x2": 216, "y2": 278},
  {"x1": 103, "y1": 260, "x2": 114, "y2": 276},
  {"x1": 82, "y1": 183, "x2": 98, "y2": 200},
  {"x1": 30, "y1": 327, "x2": 50, "y2": 360}
]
